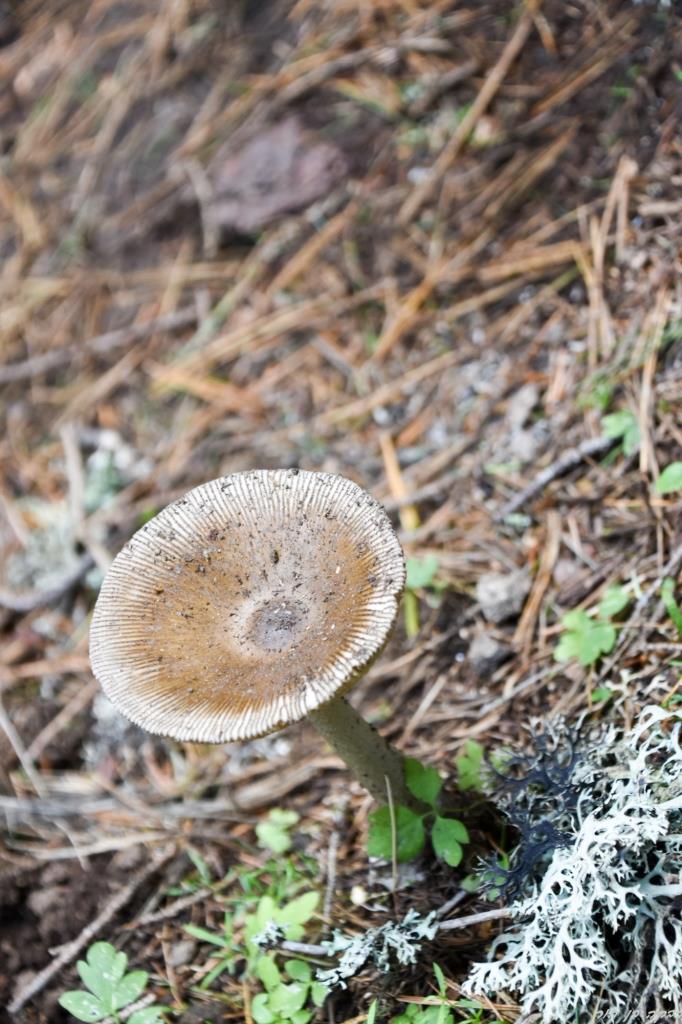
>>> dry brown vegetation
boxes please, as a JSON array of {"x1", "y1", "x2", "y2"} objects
[{"x1": 1, "y1": 0, "x2": 681, "y2": 1021}]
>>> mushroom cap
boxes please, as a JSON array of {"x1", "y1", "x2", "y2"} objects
[{"x1": 90, "y1": 470, "x2": 405, "y2": 743}]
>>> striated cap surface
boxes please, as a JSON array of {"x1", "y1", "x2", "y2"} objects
[{"x1": 90, "y1": 470, "x2": 405, "y2": 742}]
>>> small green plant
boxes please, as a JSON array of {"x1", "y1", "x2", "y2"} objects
[
  {"x1": 656, "y1": 462, "x2": 682, "y2": 495},
  {"x1": 661, "y1": 577, "x2": 682, "y2": 637},
  {"x1": 252, "y1": 957, "x2": 327, "y2": 1024},
  {"x1": 390, "y1": 964, "x2": 453, "y2": 1024},
  {"x1": 368, "y1": 758, "x2": 469, "y2": 866},
  {"x1": 256, "y1": 809, "x2": 300, "y2": 854},
  {"x1": 186, "y1": 888, "x2": 320, "y2": 990},
  {"x1": 182, "y1": 845, "x2": 318, "y2": 992},
  {"x1": 456, "y1": 740, "x2": 485, "y2": 792},
  {"x1": 579, "y1": 373, "x2": 614, "y2": 412},
  {"x1": 58, "y1": 942, "x2": 163, "y2": 1024},
  {"x1": 601, "y1": 409, "x2": 640, "y2": 456},
  {"x1": 590, "y1": 686, "x2": 613, "y2": 704},
  {"x1": 404, "y1": 554, "x2": 442, "y2": 637},
  {"x1": 554, "y1": 585, "x2": 629, "y2": 667},
  {"x1": 389, "y1": 964, "x2": 500, "y2": 1024}
]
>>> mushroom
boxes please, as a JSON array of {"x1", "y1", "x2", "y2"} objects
[{"x1": 90, "y1": 469, "x2": 413, "y2": 806}]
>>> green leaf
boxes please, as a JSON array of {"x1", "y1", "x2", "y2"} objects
[
  {"x1": 183, "y1": 923, "x2": 228, "y2": 947},
  {"x1": 252, "y1": 993, "x2": 276, "y2": 1024},
  {"x1": 86, "y1": 943, "x2": 127, "y2": 985},
  {"x1": 598, "y1": 585, "x2": 629, "y2": 618},
  {"x1": 186, "y1": 845, "x2": 212, "y2": 884},
  {"x1": 455, "y1": 739, "x2": 485, "y2": 792},
  {"x1": 254, "y1": 896, "x2": 277, "y2": 930},
  {"x1": 127, "y1": 1009, "x2": 164, "y2": 1024},
  {"x1": 291, "y1": 1011, "x2": 312, "y2": 1024},
  {"x1": 406, "y1": 554, "x2": 439, "y2": 589},
  {"x1": 367, "y1": 1000, "x2": 379, "y2": 1024},
  {"x1": 656, "y1": 462, "x2": 682, "y2": 494},
  {"x1": 76, "y1": 962, "x2": 113, "y2": 1003},
  {"x1": 268, "y1": 809, "x2": 299, "y2": 828},
  {"x1": 58, "y1": 992, "x2": 107, "y2": 1023},
  {"x1": 662, "y1": 577, "x2": 682, "y2": 637},
  {"x1": 602, "y1": 409, "x2": 640, "y2": 455},
  {"x1": 433, "y1": 962, "x2": 447, "y2": 997},
  {"x1": 257, "y1": 955, "x2": 281, "y2": 991},
  {"x1": 554, "y1": 609, "x2": 616, "y2": 666},
  {"x1": 112, "y1": 971, "x2": 148, "y2": 1011},
  {"x1": 256, "y1": 809, "x2": 299, "y2": 853},
  {"x1": 284, "y1": 960, "x2": 311, "y2": 983},
  {"x1": 311, "y1": 982, "x2": 329, "y2": 1008},
  {"x1": 278, "y1": 891, "x2": 319, "y2": 927},
  {"x1": 367, "y1": 804, "x2": 426, "y2": 863},
  {"x1": 432, "y1": 817, "x2": 468, "y2": 866},
  {"x1": 591, "y1": 686, "x2": 613, "y2": 704},
  {"x1": 269, "y1": 981, "x2": 308, "y2": 1015},
  {"x1": 256, "y1": 822, "x2": 293, "y2": 854},
  {"x1": 404, "y1": 757, "x2": 442, "y2": 806}
]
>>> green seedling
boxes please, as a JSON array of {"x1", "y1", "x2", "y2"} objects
[
  {"x1": 368, "y1": 758, "x2": 469, "y2": 866},
  {"x1": 601, "y1": 410, "x2": 640, "y2": 456},
  {"x1": 579, "y1": 373, "x2": 614, "y2": 412},
  {"x1": 391, "y1": 965, "x2": 501, "y2": 1024},
  {"x1": 183, "y1": 850, "x2": 318, "y2": 991},
  {"x1": 661, "y1": 578, "x2": 682, "y2": 637},
  {"x1": 456, "y1": 740, "x2": 485, "y2": 792},
  {"x1": 555, "y1": 610, "x2": 616, "y2": 667},
  {"x1": 256, "y1": 809, "x2": 300, "y2": 854},
  {"x1": 58, "y1": 942, "x2": 163, "y2": 1024},
  {"x1": 252, "y1": 957, "x2": 328, "y2": 1024},
  {"x1": 390, "y1": 963, "x2": 454, "y2": 1024},
  {"x1": 187, "y1": 889, "x2": 320, "y2": 990},
  {"x1": 554, "y1": 585, "x2": 629, "y2": 667},
  {"x1": 591, "y1": 686, "x2": 614, "y2": 705},
  {"x1": 656, "y1": 462, "x2": 682, "y2": 495}
]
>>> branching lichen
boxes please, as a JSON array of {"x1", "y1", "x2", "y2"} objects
[
  {"x1": 465, "y1": 705, "x2": 682, "y2": 1024},
  {"x1": 318, "y1": 909, "x2": 439, "y2": 989}
]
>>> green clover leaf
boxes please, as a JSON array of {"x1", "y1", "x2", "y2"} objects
[
  {"x1": 368, "y1": 804, "x2": 426, "y2": 862},
  {"x1": 432, "y1": 816, "x2": 469, "y2": 867},
  {"x1": 404, "y1": 757, "x2": 442, "y2": 806}
]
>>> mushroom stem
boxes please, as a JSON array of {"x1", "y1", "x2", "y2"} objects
[{"x1": 309, "y1": 696, "x2": 414, "y2": 808}]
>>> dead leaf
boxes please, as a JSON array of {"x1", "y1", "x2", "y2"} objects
[{"x1": 206, "y1": 116, "x2": 347, "y2": 234}]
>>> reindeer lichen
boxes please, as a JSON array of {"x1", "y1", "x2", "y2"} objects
[{"x1": 465, "y1": 705, "x2": 682, "y2": 1024}]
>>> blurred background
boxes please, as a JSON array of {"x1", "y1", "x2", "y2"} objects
[{"x1": 1, "y1": 1, "x2": 681, "y2": 1020}]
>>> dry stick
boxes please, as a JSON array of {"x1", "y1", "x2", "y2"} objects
[
  {"x1": 438, "y1": 907, "x2": 512, "y2": 932},
  {"x1": 514, "y1": 510, "x2": 562, "y2": 660},
  {"x1": 494, "y1": 435, "x2": 616, "y2": 522},
  {"x1": 0, "y1": 307, "x2": 198, "y2": 385},
  {"x1": 8, "y1": 846, "x2": 175, "y2": 1013},
  {"x1": 399, "y1": 0, "x2": 541, "y2": 224},
  {"x1": 0, "y1": 699, "x2": 44, "y2": 795},
  {"x1": 277, "y1": 907, "x2": 512, "y2": 959},
  {"x1": 25, "y1": 680, "x2": 99, "y2": 762}
]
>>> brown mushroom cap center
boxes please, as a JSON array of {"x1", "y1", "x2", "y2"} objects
[
  {"x1": 90, "y1": 471, "x2": 405, "y2": 742},
  {"x1": 247, "y1": 597, "x2": 310, "y2": 653}
]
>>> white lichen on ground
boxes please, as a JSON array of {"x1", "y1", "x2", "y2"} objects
[
  {"x1": 465, "y1": 705, "x2": 682, "y2": 1024},
  {"x1": 318, "y1": 909, "x2": 439, "y2": 989}
]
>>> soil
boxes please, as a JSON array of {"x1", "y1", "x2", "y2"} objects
[{"x1": 1, "y1": 0, "x2": 681, "y2": 1021}]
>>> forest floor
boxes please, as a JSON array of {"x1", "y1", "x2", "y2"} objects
[{"x1": 1, "y1": 1, "x2": 681, "y2": 1021}]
